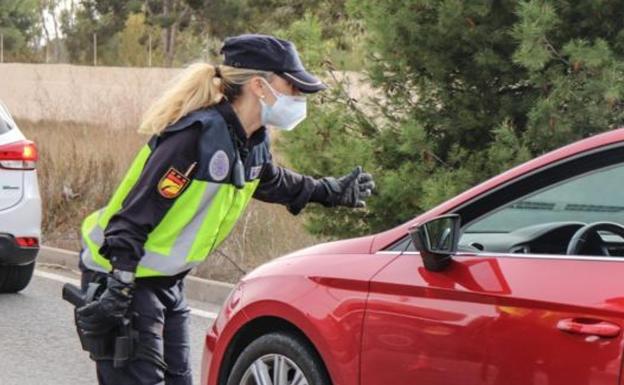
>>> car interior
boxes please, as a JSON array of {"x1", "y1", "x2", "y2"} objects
[{"x1": 390, "y1": 144, "x2": 624, "y2": 257}]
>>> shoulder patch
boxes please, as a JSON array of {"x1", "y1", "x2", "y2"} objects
[
  {"x1": 209, "y1": 150, "x2": 230, "y2": 181},
  {"x1": 158, "y1": 167, "x2": 190, "y2": 199}
]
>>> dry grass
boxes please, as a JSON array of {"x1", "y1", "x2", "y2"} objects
[
  {"x1": 1, "y1": 63, "x2": 180, "y2": 130},
  {"x1": 19, "y1": 120, "x2": 145, "y2": 247},
  {"x1": 18, "y1": 119, "x2": 318, "y2": 283}
]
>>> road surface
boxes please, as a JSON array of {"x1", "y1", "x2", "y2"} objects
[{"x1": 0, "y1": 266, "x2": 220, "y2": 385}]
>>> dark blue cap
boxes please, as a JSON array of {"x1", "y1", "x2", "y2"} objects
[{"x1": 221, "y1": 34, "x2": 327, "y2": 94}]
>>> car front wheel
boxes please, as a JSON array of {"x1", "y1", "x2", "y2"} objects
[
  {"x1": 0, "y1": 262, "x2": 35, "y2": 293},
  {"x1": 226, "y1": 332, "x2": 330, "y2": 385}
]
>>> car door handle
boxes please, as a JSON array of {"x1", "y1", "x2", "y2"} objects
[{"x1": 557, "y1": 318, "x2": 621, "y2": 338}]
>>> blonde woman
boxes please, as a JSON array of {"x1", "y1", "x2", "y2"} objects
[{"x1": 73, "y1": 34, "x2": 375, "y2": 385}]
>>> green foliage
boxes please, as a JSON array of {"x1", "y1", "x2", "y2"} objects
[
  {"x1": 280, "y1": 0, "x2": 624, "y2": 239},
  {"x1": 55, "y1": 0, "x2": 362, "y2": 68},
  {"x1": 61, "y1": 0, "x2": 140, "y2": 64},
  {"x1": 117, "y1": 13, "x2": 156, "y2": 67},
  {"x1": 511, "y1": 1, "x2": 559, "y2": 71},
  {"x1": 275, "y1": 13, "x2": 333, "y2": 70},
  {"x1": 0, "y1": 0, "x2": 39, "y2": 61}
]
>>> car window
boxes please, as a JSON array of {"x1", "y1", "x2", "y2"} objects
[
  {"x1": 464, "y1": 162, "x2": 624, "y2": 233},
  {"x1": 0, "y1": 103, "x2": 14, "y2": 134},
  {"x1": 0, "y1": 118, "x2": 12, "y2": 134},
  {"x1": 386, "y1": 147, "x2": 624, "y2": 254}
]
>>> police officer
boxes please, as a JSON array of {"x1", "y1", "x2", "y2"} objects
[{"x1": 74, "y1": 34, "x2": 375, "y2": 385}]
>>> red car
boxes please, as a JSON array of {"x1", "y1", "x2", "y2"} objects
[{"x1": 202, "y1": 129, "x2": 624, "y2": 385}]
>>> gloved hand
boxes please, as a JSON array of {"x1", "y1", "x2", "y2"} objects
[
  {"x1": 76, "y1": 274, "x2": 134, "y2": 336},
  {"x1": 322, "y1": 166, "x2": 375, "y2": 208}
]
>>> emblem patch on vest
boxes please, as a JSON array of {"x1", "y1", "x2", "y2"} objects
[
  {"x1": 209, "y1": 150, "x2": 230, "y2": 181},
  {"x1": 158, "y1": 167, "x2": 190, "y2": 199}
]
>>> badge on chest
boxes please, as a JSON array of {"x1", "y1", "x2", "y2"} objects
[{"x1": 209, "y1": 150, "x2": 230, "y2": 181}]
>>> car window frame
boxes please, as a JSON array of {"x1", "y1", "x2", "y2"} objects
[
  {"x1": 385, "y1": 141, "x2": 624, "y2": 256},
  {"x1": 463, "y1": 161, "x2": 624, "y2": 234}
]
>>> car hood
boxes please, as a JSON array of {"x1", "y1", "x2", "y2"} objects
[
  {"x1": 242, "y1": 235, "x2": 380, "y2": 281},
  {"x1": 285, "y1": 235, "x2": 374, "y2": 257}
]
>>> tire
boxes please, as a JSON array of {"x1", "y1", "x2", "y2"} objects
[
  {"x1": 226, "y1": 332, "x2": 331, "y2": 385},
  {"x1": 0, "y1": 262, "x2": 35, "y2": 293}
]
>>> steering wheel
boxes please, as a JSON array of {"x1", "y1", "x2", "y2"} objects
[{"x1": 566, "y1": 222, "x2": 624, "y2": 255}]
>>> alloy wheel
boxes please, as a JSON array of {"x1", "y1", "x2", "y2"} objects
[{"x1": 240, "y1": 353, "x2": 309, "y2": 385}]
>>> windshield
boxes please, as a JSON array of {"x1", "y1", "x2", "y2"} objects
[{"x1": 464, "y1": 162, "x2": 624, "y2": 233}]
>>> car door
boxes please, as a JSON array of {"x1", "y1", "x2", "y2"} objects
[{"x1": 361, "y1": 147, "x2": 624, "y2": 385}]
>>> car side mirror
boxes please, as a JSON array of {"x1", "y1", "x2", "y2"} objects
[{"x1": 409, "y1": 214, "x2": 461, "y2": 272}]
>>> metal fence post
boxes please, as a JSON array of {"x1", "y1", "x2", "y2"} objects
[
  {"x1": 1, "y1": 33, "x2": 4, "y2": 64},
  {"x1": 148, "y1": 34, "x2": 152, "y2": 67},
  {"x1": 93, "y1": 33, "x2": 97, "y2": 66}
]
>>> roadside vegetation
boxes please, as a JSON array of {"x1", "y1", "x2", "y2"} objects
[
  {"x1": 282, "y1": 1, "x2": 624, "y2": 239},
  {"x1": 5, "y1": 1, "x2": 624, "y2": 280}
]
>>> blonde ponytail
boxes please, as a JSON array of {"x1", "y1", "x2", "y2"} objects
[{"x1": 139, "y1": 63, "x2": 273, "y2": 135}]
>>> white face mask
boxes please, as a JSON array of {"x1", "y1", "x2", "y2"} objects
[{"x1": 260, "y1": 79, "x2": 307, "y2": 131}]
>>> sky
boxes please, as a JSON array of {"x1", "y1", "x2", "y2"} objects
[{"x1": 42, "y1": 0, "x2": 74, "y2": 40}]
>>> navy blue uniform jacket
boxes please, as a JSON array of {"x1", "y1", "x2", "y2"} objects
[{"x1": 100, "y1": 102, "x2": 329, "y2": 272}]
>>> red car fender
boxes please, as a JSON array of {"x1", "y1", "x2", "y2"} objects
[
  {"x1": 205, "y1": 270, "x2": 369, "y2": 385},
  {"x1": 202, "y1": 296, "x2": 250, "y2": 385},
  {"x1": 240, "y1": 299, "x2": 357, "y2": 385}
]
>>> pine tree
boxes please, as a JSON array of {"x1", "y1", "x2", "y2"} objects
[{"x1": 280, "y1": 0, "x2": 624, "y2": 238}]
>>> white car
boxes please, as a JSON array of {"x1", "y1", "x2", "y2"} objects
[{"x1": 0, "y1": 102, "x2": 41, "y2": 292}]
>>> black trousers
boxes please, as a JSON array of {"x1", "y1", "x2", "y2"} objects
[{"x1": 80, "y1": 267, "x2": 193, "y2": 385}]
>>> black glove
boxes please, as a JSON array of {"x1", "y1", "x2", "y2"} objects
[
  {"x1": 322, "y1": 166, "x2": 375, "y2": 208},
  {"x1": 76, "y1": 274, "x2": 134, "y2": 336}
]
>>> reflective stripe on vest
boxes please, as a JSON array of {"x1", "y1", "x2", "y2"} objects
[{"x1": 80, "y1": 144, "x2": 261, "y2": 277}]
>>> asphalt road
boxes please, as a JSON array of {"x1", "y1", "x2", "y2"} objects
[{"x1": 0, "y1": 266, "x2": 220, "y2": 385}]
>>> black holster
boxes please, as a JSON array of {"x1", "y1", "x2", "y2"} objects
[
  {"x1": 76, "y1": 315, "x2": 140, "y2": 367},
  {"x1": 63, "y1": 279, "x2": 140, "y2": 368}
]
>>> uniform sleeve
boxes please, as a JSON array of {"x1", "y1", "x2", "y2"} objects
[
  {"x1": 253, "y1": 162, "x2": 330, "y2": 215},
  {"x1": 99, "y1": 125, "x2": 200, "y2": 272}
]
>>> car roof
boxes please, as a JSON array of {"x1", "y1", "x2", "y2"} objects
[{"x1": 371, "y1": 127, "x2": 624, "y2": 252}]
